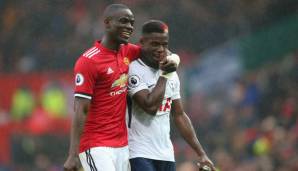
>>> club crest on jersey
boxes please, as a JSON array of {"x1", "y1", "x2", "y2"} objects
[
  {"x1": 75, "y1": 73, "x2": 84, "y2": 86},
  {"x1": 128, "y1": 75, "x2": 140, "y2": 88},
  {"x1": 111, "y1": 74, "x2": 128, "y2": 88},
  {"x1": 123, "y1": 57, "x2": 130, "y2": 65}
]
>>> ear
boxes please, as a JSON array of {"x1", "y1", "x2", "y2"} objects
[
  {"x1": 104, "y1": 18, "x2": 110, "y2": 28},
  {"x1": 139, "y1": 37, "x2": 145, "y2": 45}
]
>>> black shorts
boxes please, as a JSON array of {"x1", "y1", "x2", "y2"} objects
[{"x1": 130, "y1": 157, "x2": 176, "y2": 171}]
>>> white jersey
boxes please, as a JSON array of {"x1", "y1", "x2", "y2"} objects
[{"x1": 127, "y1": 59, "x2": 181, "y2": 161}]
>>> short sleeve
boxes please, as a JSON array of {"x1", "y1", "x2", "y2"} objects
[
  {"x1": 74, "y1": 57, "x2": 97, "y2": 99},
  {"x1": 171, "y1": 73, "x2": 181, "y2": 100},
  {"x1": 127, "y1": 64, "x2": 147, "y2": 97},
  {"x1": 127, "y1": 44, "x2": 141, "y2": 62}
]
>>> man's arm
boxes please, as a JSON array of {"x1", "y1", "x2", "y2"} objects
[
  {"x1": 64, "y1": 97, "x2": 90, "y2": 171},
  {"x1": 171, "y1": 99, "x2": 216, "y2": 171},
  {"x1": 132, "y1": 77, "x2": 167, "y2": 115},
  {"x1": 130, "y1": 54, "x2": 179, "y2": 115}
]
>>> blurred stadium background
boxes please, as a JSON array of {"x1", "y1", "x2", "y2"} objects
[{"x1": 0, "y1": 0, "x2": 297, "y2": 170}]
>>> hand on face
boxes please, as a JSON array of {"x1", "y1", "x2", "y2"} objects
[
  {"x1": 159, "y1": 57, "x2": 178, "y2": 74},
  {"x1": 159, "y1": 53, "x2": 180, "y2": 74}
]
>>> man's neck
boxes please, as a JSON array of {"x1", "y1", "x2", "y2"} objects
[
  {"x1": 101, "y1": 35, "x2": 120, "y2": 51},
  {"x1": 140, "y1": 53, "x2": 158, "y2": 69}
]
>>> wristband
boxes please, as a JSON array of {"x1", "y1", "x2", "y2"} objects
[{"x1": 160, "y1": 71, "x2": 174, "y2": 79}]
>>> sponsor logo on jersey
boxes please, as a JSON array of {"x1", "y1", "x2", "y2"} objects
[
  {"x1": 110, "y1": 74, "x2": 128, "y2": 96},
  {"x1": 75, "y1": 73, "x2": 84, "y2": 86},
  {"x1": 148, "y1": 84, "x2": 155, "y2": 88},
  {"x1": 110, "y1": 87, "x2": 127, "y2": 96},
  {"x1": 123, "y1": 57, "x2": 130, "y2": 65},
  {"x1": 111, "y1": 74, "x2": 128, "y2": 88}
]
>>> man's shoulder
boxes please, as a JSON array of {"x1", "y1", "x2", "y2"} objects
[
  {"x1": 129, "y1": 59, "x2": 147, "y2": 71},
  {"x1": 121, "y1": 43, "x2": 140, "y2": 55},
  {"x1": 129, "y1": 59, "x2": 140, "y2": 67},
  {"x1": 74, "y1": 46, "x2": 100, "y2": 69},
  {"x1": 75, "y1": 54, "x2": 95, "y2": 65},
  {"x1": 123, "y1": 43, "x2": 139, "y2": 49},
  {"x1": 81, "y1": 46, "x2": 101, "y2": 59},
  {"x1": 77, "y1": 45, "x2": 109, "y2": 64}
]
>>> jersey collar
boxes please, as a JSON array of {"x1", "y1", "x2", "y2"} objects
[
  {"x1": 137, "y1": 59, "x2": 159, "y2": 72},
  {"x1": 94, "y1": 41, "x2": 117, "y2": 54}
]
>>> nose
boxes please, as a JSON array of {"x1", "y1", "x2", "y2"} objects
[
  {"x1": 125, "y1": 22, "x2": 133, "y2": 31},
  {"x1": 156, "y1": 45, "x2": 166, "y2": 53}
]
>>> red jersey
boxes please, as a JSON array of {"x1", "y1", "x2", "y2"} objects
[{"x1": 74, "y1": 41, "x2": 140, "y2": 153}]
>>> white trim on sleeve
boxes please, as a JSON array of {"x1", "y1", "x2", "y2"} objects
[{"x1": 74, "y1": 93, "x2": 92, "y2": 99}]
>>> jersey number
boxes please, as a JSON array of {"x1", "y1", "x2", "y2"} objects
[{"x1": 159, "y1": 98, "x2": 172, "y2": 112}]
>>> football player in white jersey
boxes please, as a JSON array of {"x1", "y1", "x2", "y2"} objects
[{"x1": 127, "y1": 20, "x2": 215, "y2": 171}]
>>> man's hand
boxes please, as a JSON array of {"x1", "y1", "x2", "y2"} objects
[
  {"x1": 196, "y1": 154, "x2": 216, "y2": 171},
  {"x1": 159, "y1": 54, "x2": 180, "y2": 77},
  {"x1": 64, "y1": 155, "x2": 80, "y2": 171},
  {"x1": 160, "y1": 60, "x2": 177, "y2": 73}
]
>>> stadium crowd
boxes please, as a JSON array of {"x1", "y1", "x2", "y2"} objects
[
  {"x1": 1, "y1": 0, "x2": 297, "y2": 73},
  {"x1": 0, "y1": 0, "x2": 297, "y2": 170}
]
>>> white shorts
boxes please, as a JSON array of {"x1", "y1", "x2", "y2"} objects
[{"x1": 79, "y1": 146, "x2": 130, "y2": 171}]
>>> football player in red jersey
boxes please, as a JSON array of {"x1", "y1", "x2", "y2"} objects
[{"x1": 63, "y1": 4, "x2": 178, "y2": 171}]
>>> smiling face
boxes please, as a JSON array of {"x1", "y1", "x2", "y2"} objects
[
  {"x1": 140, "y1": 32, "x2": 169, "y2": 67},
  {"x1": 105, "y1": 8, "x2": 135, "y2": 44}
]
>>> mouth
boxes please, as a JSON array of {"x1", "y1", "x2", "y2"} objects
[
  {"x1": 153, "y1": 53, "x2": 166, "y2": 62},
  {"x1": 119, "y1": 30, "x2": 132, "y2": 39}
]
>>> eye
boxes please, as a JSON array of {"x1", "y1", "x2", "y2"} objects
[
  {"x1": 151, "y1": 42, "x2": 160, "y2": 47},
  {"x1": 119, "y1": 17, "x2": 134, "y2": 26},
  {"x1": 162, "y1": 42, "x2": 168, "y2": 47},
  {"x1": 130, "y1": 19, "x2": 135, "y2": 26},
  {"x1": 119, "y1": 18, "x2": 129, "y2": 24}
]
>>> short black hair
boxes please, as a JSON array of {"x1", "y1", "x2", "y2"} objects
[
  {"x1": 142, "y1": 20, "x2": 168, "y2": 34},
  {"x1": 103, "y1": 4, "x2": 130, "y2": 19}
]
